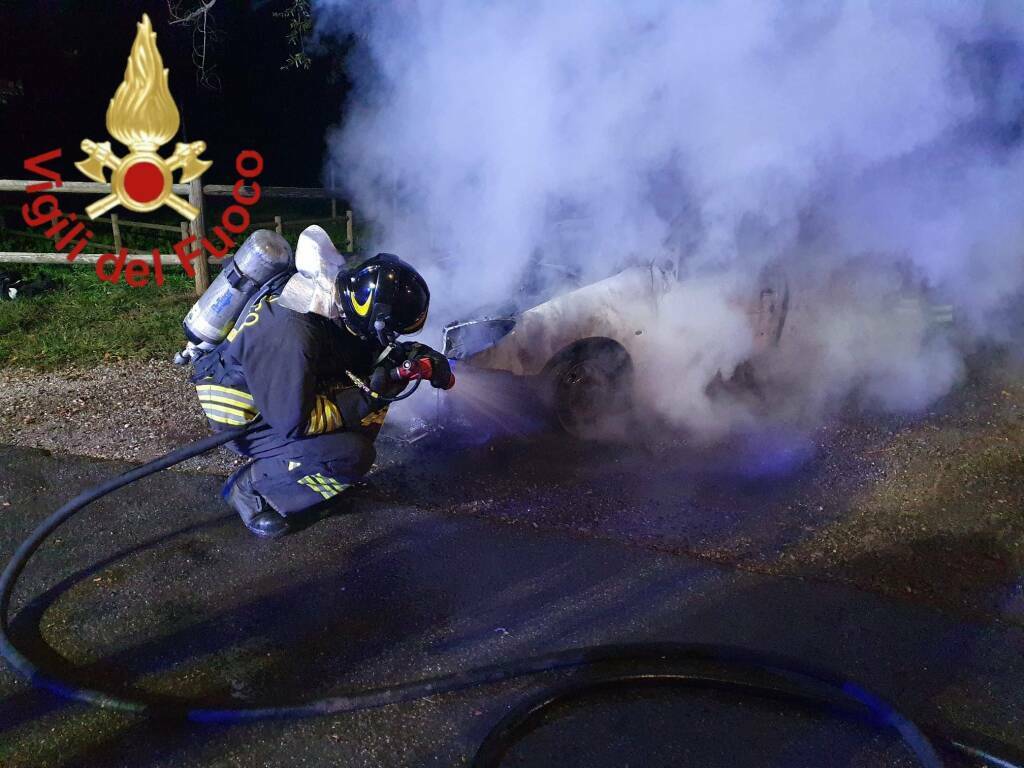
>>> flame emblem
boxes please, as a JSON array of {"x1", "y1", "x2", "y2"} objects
[{"x1": 75, "y1": 14, "x2": 210, "y2": 220}]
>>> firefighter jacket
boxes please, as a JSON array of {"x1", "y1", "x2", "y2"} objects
[{"x1": 190, "y1": 287, "x2": 387, "y2": 437}]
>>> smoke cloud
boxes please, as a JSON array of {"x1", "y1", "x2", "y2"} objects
[{"x1": 314, "y1": 0, "x2": 1024, "y2": 437}]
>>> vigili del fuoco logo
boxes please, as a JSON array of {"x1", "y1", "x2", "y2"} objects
[
  {"x1": 75, "y1": 14, "x2": 211, "y2": 220},
  {"x1": 19, "y1": 13, "x2": 264, "y2": 287}
]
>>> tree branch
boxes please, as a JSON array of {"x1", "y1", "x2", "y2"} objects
[{"x1": 167, "y1": 0, "x2": 217, "y2": 25}]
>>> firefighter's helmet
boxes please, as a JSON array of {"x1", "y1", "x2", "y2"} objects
[{"x1": 336, "y1": 253, "x2": 430, "y2": 344}]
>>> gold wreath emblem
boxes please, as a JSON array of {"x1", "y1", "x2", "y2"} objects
[{"x1": 75, "y1": 14, "x2": 211, "y2": 220}]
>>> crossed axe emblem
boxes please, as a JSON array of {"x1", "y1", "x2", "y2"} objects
[{"x1": 76, "y1": 139, "x2": 211, "y2": 220}]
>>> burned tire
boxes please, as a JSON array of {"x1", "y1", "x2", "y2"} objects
[{"x1": 546, "y1": 339, "x2": 634, "y2": 440}]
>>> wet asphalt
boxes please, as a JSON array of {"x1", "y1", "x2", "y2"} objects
[{"x1": 0, "y1": 422, "x2": 1022, "y2": 767}]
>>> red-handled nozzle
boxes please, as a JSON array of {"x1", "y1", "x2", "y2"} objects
[
  {"x1": 392, "y1": 357, "x2": 456, "y2": 389},
  {"x1": 396, "y1": 358, "x2": 433, "y2": 381}
]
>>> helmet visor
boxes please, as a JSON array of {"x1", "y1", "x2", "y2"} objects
[{"x1": 391, "y1": 276, "x2": 428, "y2": 333}]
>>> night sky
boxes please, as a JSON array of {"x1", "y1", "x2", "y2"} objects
[{"x1": 0, "y1": 0, "x2": 349, "y2": 188}]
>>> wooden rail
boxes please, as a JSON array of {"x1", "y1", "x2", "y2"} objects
[
  {"x1": 0, "y1": 180, "x2": 341, "y2": 198},
  {"x1": 0, "y1": 252, "x2": 209, "y2": 266},
  {"x1": 91, "y1": 215, "x2": 182, "y2": 233},
  {"x1": 1, "y1": 173, "x2": 354, "y2": 293},
  {"x1": 0, "y1": 179, "x2": 189, "y2": 195}
]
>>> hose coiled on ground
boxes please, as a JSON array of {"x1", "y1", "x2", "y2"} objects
[{"x1": 1, "y1": 425, "x2": 1021, "y2": 768}]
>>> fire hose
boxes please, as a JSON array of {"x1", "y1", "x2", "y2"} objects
[
  {"x1": 347, "y1": 356, "x2": 453, "y2": 404},
  {"x1": 1, "y1": 424, "x2": 1022, "y2": 767}
]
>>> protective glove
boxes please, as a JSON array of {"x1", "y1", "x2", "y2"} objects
[
  {"x1": 368, "y1": 364, "x2": 408, "y2": 400},
  {"x1": 402, "y1": 343, "x2": 454, "y2": 389}
]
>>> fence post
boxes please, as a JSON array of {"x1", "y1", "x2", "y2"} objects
[
  {"x1": 110, "y1": 213, "x2": 122, "y2": 251},
  {"x1": 345, "y1": 210, "x2": 354, "y2": 253},
  {"x1": 188, "y1": 178, "x2": 209, "y2": 294},
  {"x1": 274, "y1": 215, "x2": 283, "y2": 235}
]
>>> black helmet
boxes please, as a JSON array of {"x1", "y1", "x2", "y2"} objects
[{"x1": 336, "y1": 253, "x2": 430, "y2": 344}]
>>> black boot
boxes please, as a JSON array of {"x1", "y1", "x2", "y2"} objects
[{"x1": 225, "y1": 464, "x2": 291, "y2": 539}]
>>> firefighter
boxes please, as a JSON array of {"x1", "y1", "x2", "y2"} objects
[{"x1": 191, "y1": 229, "x2": 452, "y2": 538}]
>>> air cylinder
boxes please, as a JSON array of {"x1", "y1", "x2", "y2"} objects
[{"x1": 182, "y1": 229, "x2": 294, "y2": 347}]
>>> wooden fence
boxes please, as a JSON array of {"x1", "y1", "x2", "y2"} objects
[{"x1": 0, "y1": 176, "x2": 353, "y2": 294}]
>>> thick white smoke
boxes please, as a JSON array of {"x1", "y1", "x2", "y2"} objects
[{"x1": 315, "y1": 0, "x2": 1024, "y2": 436}]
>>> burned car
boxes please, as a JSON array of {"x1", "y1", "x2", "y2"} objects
[{"x1": 442, "y1": 264, "x2": 789, "y2": 438}]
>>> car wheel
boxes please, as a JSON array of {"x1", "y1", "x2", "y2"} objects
[{"x1": 549, "y1": 340, "x2": 634, "y2": 439}]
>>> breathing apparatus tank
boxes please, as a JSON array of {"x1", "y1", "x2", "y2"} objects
[{"x1": 173, "y1": 229, "x2": 294, "y2": 365}]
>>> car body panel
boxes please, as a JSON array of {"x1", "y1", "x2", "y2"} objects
[
  {"x1": 457, "y1": 265, "x2": 665, "y2": 377},
  {"x1": 444, "y1": 264, "x2": 789, "y2": 379}
]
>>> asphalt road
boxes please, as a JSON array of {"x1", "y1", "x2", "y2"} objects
[{"x1": 1, "y1": 409, "x2": 1023, "y2": 768}]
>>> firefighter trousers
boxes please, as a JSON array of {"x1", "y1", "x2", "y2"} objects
[{"x1": 221, "y1": 427, "x2": 376, "y2": 516}]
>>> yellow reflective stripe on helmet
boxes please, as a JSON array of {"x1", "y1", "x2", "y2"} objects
[
  {"x1": 196, "y1": 384, "x2": 254, "y2": 401},
  {"x1": 352, "y1": 288, "x2": 373, "y2": 317}
]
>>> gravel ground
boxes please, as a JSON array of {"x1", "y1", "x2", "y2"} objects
[
  {"x1": 375, "y1": 353, "x2": 1024, "y2": 623},
  {"x1": 0, "y1": 361, "x2": 243, "y2": 475},
  {"x1": 1, "y1": 353, "x2": 1021, "y2": 623}
]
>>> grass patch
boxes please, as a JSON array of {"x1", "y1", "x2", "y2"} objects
[
  {"x1": 0, "y1": 264, "x2": 196, "y2": 370},
  {"x1": 0, "y1": 199, "x2": 372, "y2": 370}
]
